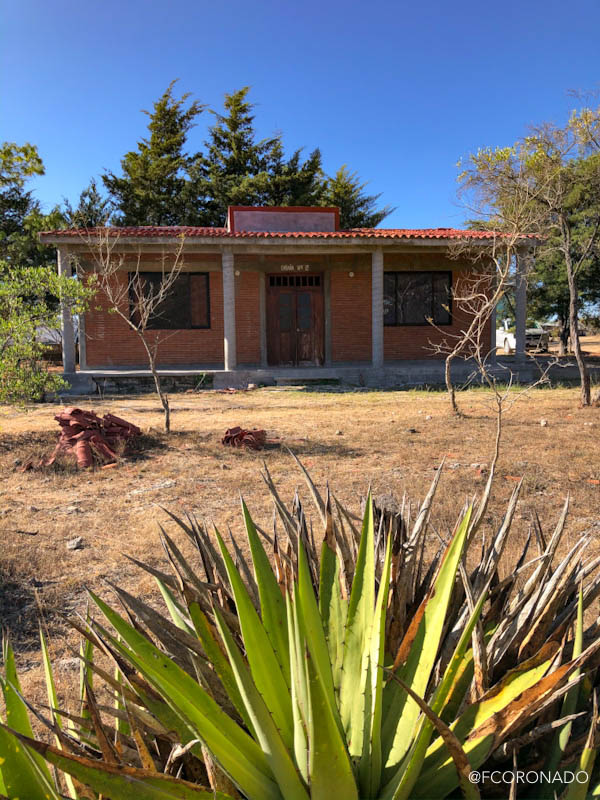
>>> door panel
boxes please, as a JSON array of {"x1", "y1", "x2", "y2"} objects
[{"x1": 267, "y1": 274, "x2": 324, "y2": 366}]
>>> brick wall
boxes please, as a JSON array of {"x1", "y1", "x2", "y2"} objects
[
  {"x1": 85, "y1": 270, "x2": 225, "y2": 367},
  {"x1": 330, "y1": 260, "x2": 492, "y2": 363},
  {"x1": 330, "y1": 269, "x2": 372, "y2": 362},
  {"x1": 83, "y1": 253, "x2": 490, "y2": 368},
  {"x1": 235, "y1": 271, "x2": 261, "y2": 364},
  {"x1": 383, "y1": 267, "x2": 492, "y2": 360}
]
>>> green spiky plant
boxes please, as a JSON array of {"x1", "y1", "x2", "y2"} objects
[{"x1": 1, "y1": 455, "x2": 600, "y2": 800}]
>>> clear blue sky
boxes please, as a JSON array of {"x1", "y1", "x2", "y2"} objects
[{"x1": 3, "y1": 0, "x2": 599, "y2": 228}]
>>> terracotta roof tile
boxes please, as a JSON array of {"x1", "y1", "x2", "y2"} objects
[{"x1": 40, "y1": 225, "x2": 534, "y2": 241}]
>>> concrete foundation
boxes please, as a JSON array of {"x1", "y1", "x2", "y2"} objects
[{"x1": 55, "y1": 355, "x2": 595, "y2": 396}]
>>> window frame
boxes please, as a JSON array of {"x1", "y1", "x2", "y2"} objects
[
  {"x1": 128, "y1": 271, "x2": 211, "y2": 331},
  {"x1": 383, "y1": 270, "x2": 453, "y2": 327}
]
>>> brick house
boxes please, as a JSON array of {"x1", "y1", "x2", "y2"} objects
[{"x1": 40, "y1": 206, "x2": 530, "y2": 388}]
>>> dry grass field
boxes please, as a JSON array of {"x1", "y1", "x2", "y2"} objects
[{"x1": 1, "y1": 383, "x2": 599, "y2": 704}]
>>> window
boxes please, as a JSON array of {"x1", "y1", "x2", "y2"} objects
[
  {"x1": 129, "y1": 272, "x2": 210, "y2": 329},
  {"x1": 384, "y1": 271, "x2": 451, "y2": 326}
]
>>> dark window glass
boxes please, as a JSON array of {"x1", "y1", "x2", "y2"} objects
[
  {"x1": 383, "y1": 271, "x2": 452, "y2": 326},
  {"x1": 129, "y1": 272, "x2": 210, "y2": 329},
  {"x1": 190, "y1": 274, "x2": 210, "y2": 328},
  {"x1": 432, "y1": 273, "x2": 452, "y2": 325}
]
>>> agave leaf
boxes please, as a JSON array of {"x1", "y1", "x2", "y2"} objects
[
  {"x1": 40, "y1": 628, "x2": 81, "y2": 799},
  {"x1": 382, "y1": 507, "x2": 473, "y2": 775},
  {"x1": 185, "y1": 598, "x2": 253, "y2": 732},
  {"x1": 287, "y1": 449, "x2": 327, "y2": 526},
  {"x1": 561, "y1": 692, "x2": 598, "y2": 800},
  {"x1": 305, "y1": 641, "x2": 359, "y2": 800},
  {"x1": 386, "y1": 578, "x2": 492, "y2": 800},
  {"x1": 156, "y1": 579, "x2": 195, "y2": 636},
  {"x1": 215, "y1": 526, "x2": 294, "y2": 750},
  {"x1": 385, "y1": 674, "x2": 480, "y2": 800},
  {"x1": 545, "y1": 585, "x2": 584, "y2": 773},
  {"x1": 87, "y1": 590, "x2": 280, "y2": 800},
  {"x1": 417, "y1": 638, "x2": 600, "y2": 798},
  {"x1": 213, "y1": 605, "x2": 310, "y2": 800},
  {"x1": 84, "y1": 678, "x2": 120, "y2": 763},
  {"x1": 242, "y1": 498, "x2": 290, "y2": 684},
  {"x1": 339, "y1": 491, "x2": 376, "y2": 757},
  {"x1": 0, "y1": 724, "x2": 60, "y2": 800},
  {"x1": 319, "y1": 490, "x2": 347, "y2": 695},
  {"x1": 0, "y1": 638, "x2": 56, "y2": 791},
  {"x1": 297, "y1": 520, "x2": 340, "y2": 731},
  {"x1": 360, "y1": 530, "x2": 393, "y2": 797},
  {"x1": 286, "y1": 588, "x2": 309, "y2": 783},
  {"x1": 2, "y1": 726, "x2": 232, "y2": 799}
]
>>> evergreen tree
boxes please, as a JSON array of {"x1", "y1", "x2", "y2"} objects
[
  {"x1": 64, "y1": 179, "x2": 113, "y2": 227},
  {"x1": 102, "y1": 81, "x2": 206, "y2": 225},
  {"x1": 199, "y1": 87, "x2": 280, "y2": 224},
  {"x1": 322, "y1": 165, "x2": 393, "y2": 228},
  {"x1": 258, "y1": 141, "x2": 325, "y2": 207},
  {"x1": 0, "y1": 141, "x2": 64, "y2": 268}
]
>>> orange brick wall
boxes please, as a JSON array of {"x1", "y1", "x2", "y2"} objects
[
  {"x1": 384, "y1": 267, "x2": 492, "y2": 360},
  {"x1": 330, "y1": 261, "x2": 492, "y2": 363},
  {"x1": 85, "y1": 271, "x2": 225, "y2": 367},
  {"x1": 330, "y1": 270, "x2": 372, "y2": 361},
  {"x1": 235, "y1": 271, "x2": 261, "y2": 364},
  {"x1": 83, "y1": 254, "x2": 490, "y2": 368}
]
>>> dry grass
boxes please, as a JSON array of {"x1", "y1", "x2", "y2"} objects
[{"x1": 1, "y1": 384, "x2": 599, "y2": 703}]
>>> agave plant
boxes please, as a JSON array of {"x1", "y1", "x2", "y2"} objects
[{"x1": 1, "y1": 456, "x2": 600, "y2": 799}]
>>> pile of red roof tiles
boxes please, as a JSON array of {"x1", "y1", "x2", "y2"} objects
[
  {"x1": 22, "y1": 407, "x2": 141, "y2": 470},
  {"x1": 221, "y1": 426, "x2": 267, "y2": 451}
]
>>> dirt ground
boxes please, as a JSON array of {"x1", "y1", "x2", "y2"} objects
[{"x1": 1, "y1": 384, "x2": 599, "y2": 702}]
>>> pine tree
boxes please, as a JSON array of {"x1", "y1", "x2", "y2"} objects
[
  {"x1": 259, "y1": 142, "x2": 325, "y2": 206},
  {"x1": 64, "y1": 179, "x2": 112, "y2": 227},
  {"x1": 199, "y1": 87, "x2": 280, "y2": 224},
  {"x1": 322, "y1": 165, "x2": 393, "y2": 228},
  {"x1": 102, "y1": 81, "x2": 206, "y2": 225}
]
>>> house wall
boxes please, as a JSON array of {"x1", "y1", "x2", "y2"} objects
[
  {"x1": 234, "y1": 270, "x2": 261, "y2": 364},
  {"x1": 82, "y1": 248, "x2": 490, "y2": 369},
  {"x1": 329, "y1": 253, "x2": 491, "y2": 363},
  {"x1": 330, "y1": 269, "x2": 372, "y2": 362},
  {"x1": 382, "y1": 254, "x2": 492, "y2": 361},
  {"x1": 84, "y1": 270, "x2": 225, "y2": 367}
]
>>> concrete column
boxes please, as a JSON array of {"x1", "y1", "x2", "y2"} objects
[
  {"x1": 371, "y1": 248, "x2": 384, "y2": 367},
  {"x1": 222, "y1": 248, "x2": 236, "y2": 370},
  {"x1": 57, "y1": 247, "x2": 76, "y2": 374},
  {"x1": 259, "y1": 271, "x2": 267, "y2": 367},
  {"x1": 515, "y1": 249, "x2": 528, "y2": 359}
]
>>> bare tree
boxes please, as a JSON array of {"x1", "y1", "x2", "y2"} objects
[
  {"x1": 429, "y1": 231, "x2": 529, "y2": 415},
  {"x1": 75, "y1": 229, "x2": 187, "y2": 432},
  {"x1": 456, "y1": 108, "x2": 600, "y2": 407}
]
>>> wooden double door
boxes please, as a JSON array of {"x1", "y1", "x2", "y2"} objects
[{"x1": 267, "y1": 273, "x2": 324, "y2": 366}]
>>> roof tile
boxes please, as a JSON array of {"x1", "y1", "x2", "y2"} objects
[{"x1": 40, "y1": 225, "x2": 533, "y2": 241}]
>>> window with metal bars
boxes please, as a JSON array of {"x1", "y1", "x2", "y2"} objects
[
  {"x1": 268, "y1": 275, "x2": 321, "y2": 287},
  {"x1": 129, "y1": 272, "x2": 210, "y2": 329},
  {"x1": 383, "y1": 271, "x2": 452, "y2": 326}
]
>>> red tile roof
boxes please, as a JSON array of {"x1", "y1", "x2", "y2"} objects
[{"x1": 40, "y1": 226, "x2": 532, "y2": 241}]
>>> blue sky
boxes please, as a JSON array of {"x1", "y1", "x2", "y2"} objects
[{"x1": 3, "y1": 0, "x2": 599, "y2": 228}]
